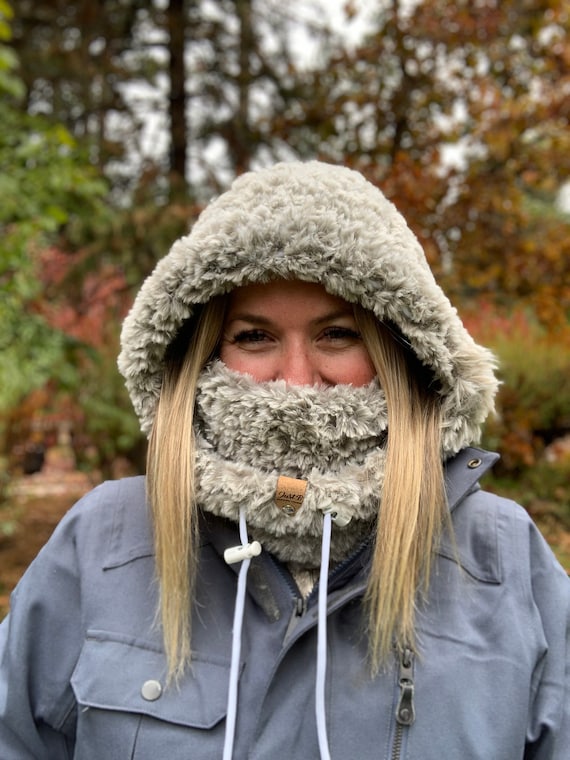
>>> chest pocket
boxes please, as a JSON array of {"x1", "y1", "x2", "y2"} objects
[{"x1": 71, "y1": 631, "x2": 230, "y2": 759}]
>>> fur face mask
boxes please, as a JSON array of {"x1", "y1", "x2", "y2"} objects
[{"x1": 193, "y1": 362, "x2": 388, "y2": 567}]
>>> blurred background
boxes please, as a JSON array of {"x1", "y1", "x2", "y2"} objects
[{"x1": 1, "y1": 0, "x2": 569, "y2": 612}]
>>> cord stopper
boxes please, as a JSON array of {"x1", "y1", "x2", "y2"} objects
[{"x1": 224, "y1": 541, "x2": 262, "y2": 564}]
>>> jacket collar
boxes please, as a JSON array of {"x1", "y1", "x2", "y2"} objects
[
  {"x1": 101, "y1": 447, "x2": 500, "y2": 592},
  {"x1": 444, "y1": 446, "x2": 499, "y2": 511},
  {"x1": 200, "y1": 447, "x2": 501, "y2": 620}
]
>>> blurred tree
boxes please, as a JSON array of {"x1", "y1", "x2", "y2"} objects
[
  {"x1": 10, "y1": 0, "x2": 569, "y2": 313},
  {"x1": 182, "y1": 0, "x2": 332, "y2": 193},
  {"x1": 0, "y1": 0, "x2": 109, "y2": 414},
  {"x1": 0, "y1": 1, "x2": 145, "y2": 474},
  {"x1": 288, "y1": 0, "x2": 570, "y2": 326},
  {"x1": 5, "y1": 0, "x2": 569, "y2": 473},
  {"x1": 10, "y1": 0, "x2": 331, "y2": 202},
  {"x1": 427, "y1": 0, "x2": 570, "y2": 325},
  {"x1": 10, "y1": 0, "x2": 165, "y2": 198},
  {"x1": 167, "y1": 0, "x2": 187, "y2": 200},
  {"x1": 8, "y1": 0, "x2": 339, "y2": 285}
]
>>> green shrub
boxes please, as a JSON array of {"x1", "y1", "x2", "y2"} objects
[{"x1": 462, "y1": 303, "x2": 570, "y2": 473}]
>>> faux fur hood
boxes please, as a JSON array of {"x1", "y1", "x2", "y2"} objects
[{"x1": 118, "y1": 160, "x2": 498, "y2": 452}]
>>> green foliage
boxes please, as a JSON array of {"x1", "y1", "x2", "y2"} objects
[
  {"x1": 0, "y1": 108, "x2": 107, "y2": 230},
  {"x1": 75, "y1": 337, "x2": 146, "y2": 473},
  {"x1": 468, "y1": 305, "x2": 570, "y2": 552},
  {"x1": 0, "y1": 115, "x2": 108, "y2": 412},
  {"x1": 3, "y1": 0, "x2": 570, "y2": 489},
  {"x1": 0, "y1": 1, "x2": 23, "y2": 98},
  {"x1": 0, "y1": 304, "x2": 72, "y2": 415},
  {"x1": 487, "y1": 461, "x2": 570, "y2": 514},
  {"x1": 0, "y1": 21, "x2": 109, "y2": 414},
  {"x1": 464, "y1": 306, "x2": 570, "y2": 473},
  {"x1": 482, "y1": 459, "x2": 570, "y2": 568}
]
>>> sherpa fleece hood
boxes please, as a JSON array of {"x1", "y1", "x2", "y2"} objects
[{"x1": 118, "y1": 160, "x2": 498, "y2": 452}]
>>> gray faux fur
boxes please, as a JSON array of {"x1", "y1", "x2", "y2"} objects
[
  {"x1": 118, "y1": 160, "x2": 498, "y2": 453},
  {"x1": 194, "y1": 362, "x2": 387, "y2": 566}
]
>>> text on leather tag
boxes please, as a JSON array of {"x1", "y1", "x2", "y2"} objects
[{"x1": 275, "y1": 475, "x2": 308, "y2": 516}]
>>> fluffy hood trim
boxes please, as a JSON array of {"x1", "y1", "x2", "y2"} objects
[{"x1": 118, "y1": 160, "x2": 497, "y2": 451}]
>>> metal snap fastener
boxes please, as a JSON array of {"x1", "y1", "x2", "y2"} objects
[
  {"x1": 280, "y1": 504, "x2": 297, "y2": 516},
  {"x1": 467, "y1": 458, "x2": 482, "y2": 469},
  {"x1": 141, "y1": 679, "x2": 162, "y2": 701}
]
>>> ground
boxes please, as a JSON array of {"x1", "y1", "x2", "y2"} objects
[
  {"x1": 0, "y1": 472, "x2": 96, "y2": 616},
  {"x1": 1, "y1": 474, "x2": 569, "y2": 618}
]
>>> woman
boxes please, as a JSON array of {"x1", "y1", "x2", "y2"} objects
[{"x1": 0, "y1": 161, "x2": 568, "y2": 759}]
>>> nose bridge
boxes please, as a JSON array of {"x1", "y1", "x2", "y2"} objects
[{"x1": 278, "y1": 336, "x2": 319, "y2": 385}]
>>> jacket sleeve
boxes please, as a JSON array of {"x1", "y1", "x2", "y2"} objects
[
  {"x1": 524, "y1": 518, "x2": 570, "y2": 759},
  {"x1": 0, "y1": 501, "x2": 84, "y2": 759}
]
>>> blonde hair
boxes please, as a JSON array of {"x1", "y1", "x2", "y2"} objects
[
  {"x1": 146, "y1": 297, "x2": 226, "y2": 681},
  {"x1": 147, "y1": 296, "x2": 447, "y2": 680},
  {"x1": 354, "y1": 307, "x2": 447, "y2": 670}
]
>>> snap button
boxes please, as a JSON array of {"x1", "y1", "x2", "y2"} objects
[
  {"x1": 141, "y1": 679, "x2": 162, "y2": 701},
  {"x1": 467, "y1": 458, "x2": 482, "y2": 469}
]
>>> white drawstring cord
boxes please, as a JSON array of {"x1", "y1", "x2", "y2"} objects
[
  {"x1": 223, "y1": 507, "x2": 261, "y2": 760},
  {"x1": 223, "y1": 506, "x2": 340, "y2": 759},
  {"x1": 315, "y1": 510, "x2": 333, "y2": 760}
]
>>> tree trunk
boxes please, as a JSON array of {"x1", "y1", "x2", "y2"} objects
[
  {"x1": 168, "y1": 0, "x2": 188, "y2": 198},
  {"x1": 234, "y1": 0, "x2": 253, "y2": 175}
]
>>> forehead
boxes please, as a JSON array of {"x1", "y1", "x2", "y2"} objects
[{"x1": 225, "y1": 280, "x2": 353, "y2": 317}]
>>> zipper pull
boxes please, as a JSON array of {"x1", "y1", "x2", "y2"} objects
[
  {"x1": 395, "y1": 647, "x2": 415, "y2": 726},
  {"x1": 284, "y1": 596, "x2": 306, "y2": 642}
]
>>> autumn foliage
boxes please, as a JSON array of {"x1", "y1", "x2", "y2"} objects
[
  {"x1": 463, "y1": 303, "x2": 570, "y2": 471},
  {"x1": 34, "y1": 247, "x2": 130, "y2": 349},
  {"x1": 2, "y1": 0, "x2": 570, "y2": 492}
]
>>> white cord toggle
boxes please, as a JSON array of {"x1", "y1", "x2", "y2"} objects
[
  {"x1": 224, "y1": 541, "x2": 262, "y2": 565},
  {"x1": 322, "y1": 506, "x2": 352, "y2": 528}
]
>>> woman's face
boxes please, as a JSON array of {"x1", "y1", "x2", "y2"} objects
[{"x1": 219, "y1": 280, "x2": 376, "y2": 386}]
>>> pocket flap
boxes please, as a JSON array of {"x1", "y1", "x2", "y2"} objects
[{"x1": 71, "y1": 632, "x2": 230, "y2": 729}]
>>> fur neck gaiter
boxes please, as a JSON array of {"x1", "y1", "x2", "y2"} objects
[{"x1": 194, "y1": 362, "x2": 387, "y2": 568}]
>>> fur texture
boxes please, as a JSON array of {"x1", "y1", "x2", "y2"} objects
[
  {"x1": 194, "y1": 362, "x2": 386, "y2": 566},
  {"x1": 118, "y1": 161, "x2": 498, "y2": 452}
]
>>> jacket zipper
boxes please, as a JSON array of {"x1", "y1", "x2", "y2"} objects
[
  {"x1": 268, "y1": 554, "x2": 307, "y2": 641},
  {"x1": 282, "y1": 539, "x2": 371, "y2": 644},
  {"x1": 391, "y1": 647, "x2": 415, "y2": 760}
]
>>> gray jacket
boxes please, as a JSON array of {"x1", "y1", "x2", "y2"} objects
[{"x1": 0, "y1": 448, "x2": 568, "y2": 759}]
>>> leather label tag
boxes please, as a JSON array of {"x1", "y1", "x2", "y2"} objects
[{"x1": 275, "y1": 476, "x2": 308, "y2": 516}]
